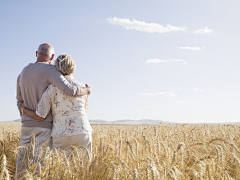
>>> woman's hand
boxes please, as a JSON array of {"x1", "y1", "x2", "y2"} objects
[{"x1": 21, "y1": 103, "x2": 25, "y2": 116}]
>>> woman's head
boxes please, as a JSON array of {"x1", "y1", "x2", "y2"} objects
[{"x1": 55, "y1": 54, "x2": 76, "y2": 75}]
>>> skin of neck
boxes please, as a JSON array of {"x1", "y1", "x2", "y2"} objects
[
  {"x1": 36, "y1": 51, "x2": 54, "y2": 64},
  {"x1": 36, "y1": 58, "x2": 51, "y2": 64}
]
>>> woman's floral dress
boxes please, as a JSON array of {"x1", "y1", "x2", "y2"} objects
[{"x1": 36, "y1": 75, "x2": 92, "y2": 137}]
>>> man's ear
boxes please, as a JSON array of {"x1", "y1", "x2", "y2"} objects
[
  {"x1": 36, "y1": 51, "x2": 38, "y2": 57},
  {"x1": 50, "y1": 54, "x2": 54, "y2": 60}
]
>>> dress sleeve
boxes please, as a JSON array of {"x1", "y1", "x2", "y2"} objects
[
  {"x1": 36, "y1": 85, "x2": 52, "y2": 118},
  {"x1": 85, "y1": 95, "x2": 89, "y2": 113}
]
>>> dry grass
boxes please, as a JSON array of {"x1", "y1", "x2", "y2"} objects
[{"x1": 0, "y1": 123, "x2": 240, "y2": 179}]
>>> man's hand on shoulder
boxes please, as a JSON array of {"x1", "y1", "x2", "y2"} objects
[{"x1": 80, "y1": 84, "x2": 91, "y2": 96}]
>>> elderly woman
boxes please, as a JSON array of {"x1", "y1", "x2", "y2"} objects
[{"x1": 22, "y1": 54, "x2": 92, "y2": 151}]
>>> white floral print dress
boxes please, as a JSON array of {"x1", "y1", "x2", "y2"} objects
[{"x1": 36, "y1": 75, "x2": 92, "y2": 137}]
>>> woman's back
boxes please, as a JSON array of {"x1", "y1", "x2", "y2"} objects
[{"x1": 36, "y1": 75, "x2": 92, "y2": 137}]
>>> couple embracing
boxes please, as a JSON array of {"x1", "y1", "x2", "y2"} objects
[{"x1": 16, "y1": 43, "x2": 92, "y2": 178}]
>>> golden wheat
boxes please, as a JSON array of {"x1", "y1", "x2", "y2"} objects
[{"x1": 0, "y1": 123, "x2": 240, "y2": 179}]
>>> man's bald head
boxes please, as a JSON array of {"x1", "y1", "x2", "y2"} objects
[{"x1": 36, "y1": 43, "x2": 55, "y2": 62}]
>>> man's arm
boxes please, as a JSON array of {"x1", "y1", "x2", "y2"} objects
[
  {"x1": 16, "y1": 75, "x2": 24, "y2": 116},
  {"x1": 48, "y1": 67, "x2": 91, "y2": 97}
]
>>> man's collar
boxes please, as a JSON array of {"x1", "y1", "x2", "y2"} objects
[
  {"x1": 36, "y1": 61, "x2": 50, "y2": 64},
  {"x1": 29, "y1": 62, "x2": 51, "y2": 65}
]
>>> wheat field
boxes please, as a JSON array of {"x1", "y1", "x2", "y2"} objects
[{"x1": 0, "y1": 123, "x2": 240, "y2": 179}]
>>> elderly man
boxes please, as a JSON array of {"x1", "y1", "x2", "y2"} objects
[{"x1": 16, "y1": 43, "x2": 91, "y2": 178}]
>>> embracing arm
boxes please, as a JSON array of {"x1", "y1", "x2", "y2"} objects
[
  {"x1": 48, "y1": 68, "x2": 91, "y2": 97},
  {"x1": 22, "y1": 107, "x2": 44, "y2": 121},
  {"x1": 22, "y1": 86, "x2": 52, "y2": 121}
]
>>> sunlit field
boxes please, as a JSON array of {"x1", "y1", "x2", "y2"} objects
[{"x1": 0, "y1": 123, "x2": 240, "y2": 179}]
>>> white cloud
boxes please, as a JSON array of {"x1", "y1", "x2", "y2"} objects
[
  {"x1": 146, "y1": 59, "x2": 167, "y2": 64},
  {"x1": 170, "y1": 59, "x2": 187, "y2": 65},
  {"x1": 140, "y1": 92, "x2": 177, "y2": 97},
  {"x1": 193, "y1": 87, "x2": 203, "y2": 91},
  {"x1": 180, "y1": 46, "x2": 204, "y2": 51},
  {"x1": 194, "y1": 27, "x2": 213, "y2": 34},
  {"x1": 146, "y1": 58, "x2": 187, "y2": 65},
  {"x1": 107, "y1": 17, "x2": 188, "y2": 33}
]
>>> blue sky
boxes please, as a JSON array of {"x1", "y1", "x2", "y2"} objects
[{"x1": 1, "y1": 0, "x2": 240, "y2": 123}]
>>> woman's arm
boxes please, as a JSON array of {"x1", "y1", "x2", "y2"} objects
[
  {"x1": 35, "y1": 85, "x2": 53, "y2": 119},
  {"x1": 22, "y1": 107, "x2": 44, "y2": 121},
  {"x1": 21, "y1": 85, "x2": 53, "y2": 121}
]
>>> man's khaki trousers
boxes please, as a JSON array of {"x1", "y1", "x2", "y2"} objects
[{"x1": 15, "y1": 127, "x2": 51, "y2": 179}]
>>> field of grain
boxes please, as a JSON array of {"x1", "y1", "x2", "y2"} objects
[{"x1": 0, "y1": 123, "x2": 240, "y2": 179}]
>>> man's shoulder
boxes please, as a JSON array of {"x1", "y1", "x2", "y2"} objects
[
  {"x1": 29, "y1": 62, "x2": 55, "y2": 68},
  {"x1": 21, "y1": 63, "x2": 55, "y2": 72},
  {"x1": 18, "y1": 63, "x2": 58, "y2": 82}
]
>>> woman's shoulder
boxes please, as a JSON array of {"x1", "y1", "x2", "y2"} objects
[
  {"x1": 48, "y1": 84, "x2": 57, "y2": 89},
  {"x1": 46, "y1": 84, "x2": 59, "y2": 94}
]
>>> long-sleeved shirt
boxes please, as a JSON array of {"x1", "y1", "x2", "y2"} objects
[
  {"x1": 16, "y1": 62, "x2": 82, "y2": 129},
  {"x1": 35, "y1": 75, "x2": 92, "y2": 137}
]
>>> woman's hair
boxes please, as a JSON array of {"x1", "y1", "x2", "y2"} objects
[{"x1": 55, "y1": 54, "x2": 76, "y2": 75}]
